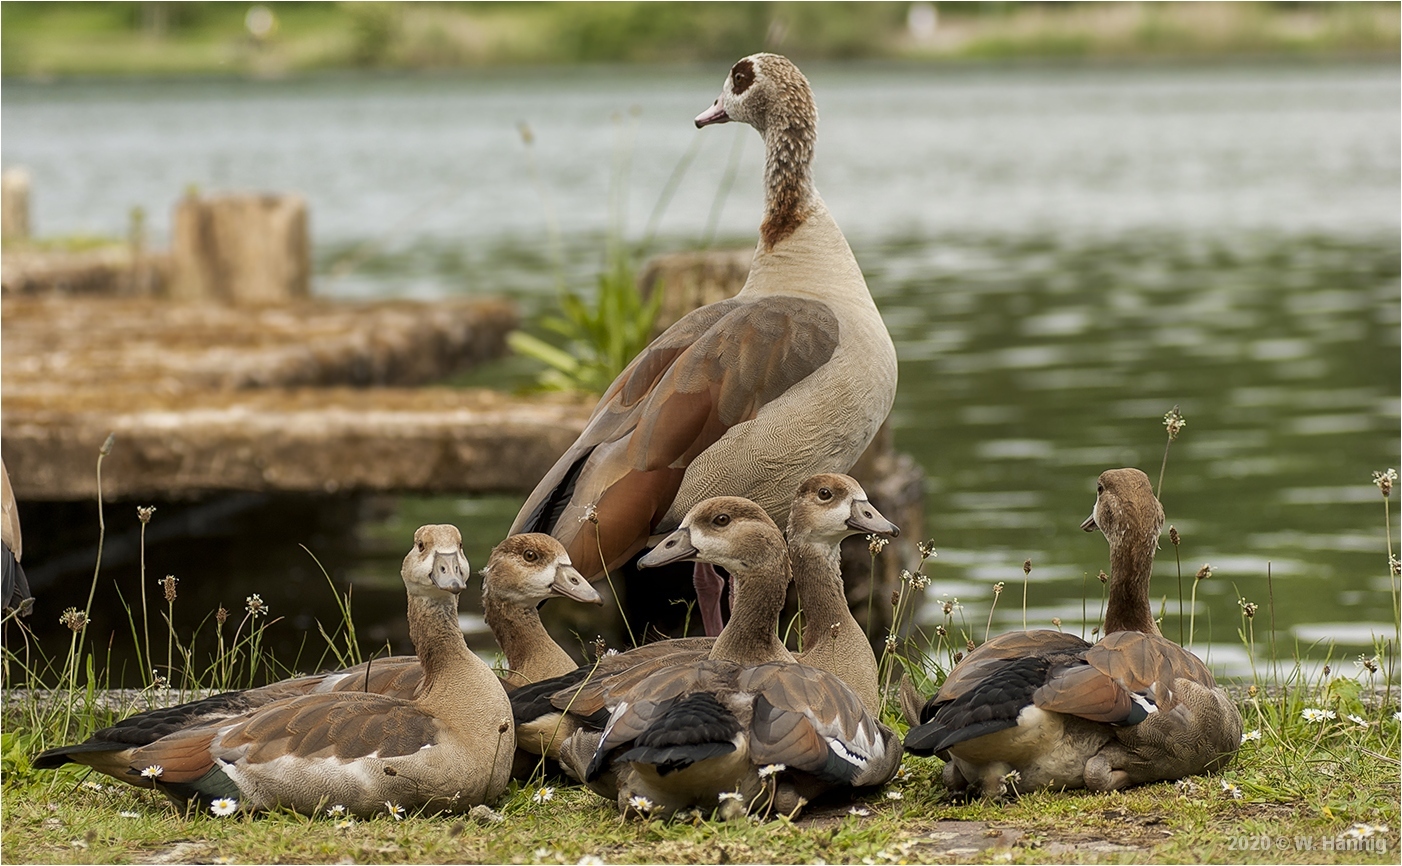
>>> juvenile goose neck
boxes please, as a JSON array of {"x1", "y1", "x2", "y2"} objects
[
  {"x1": 407, "y1": 592, "x2": 484, "y2": 702},
  {"x1": 759, "y1": 116, "x2": 816, "y2": 250},
  {"x1": 1103, "y1": 532, "x2": 1161, "y2": 637},
  {"x1": 791, "y1": 542, "x2": 850, "y2": 644},
  {"x1": 710, "y1": 558, "x2": 795, "y2": 666},
  {"x1": 484, "y1": 594, "x2": 576, "y2": 686}
]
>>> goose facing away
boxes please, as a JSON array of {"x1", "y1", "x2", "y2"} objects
[
  {"x1": 2, "y1": 459, "x2": 33, "y2": 616},
  {"x1": 903, "y1": 468, "x2": 1241, "y2": 796},
  {"x1": 511, "y1": 52, "x2": 898, "y2": 638},
  {"x1": 509, "y1": 472, "x2": 899, "y2": 763},
  {"x1": 563, "y1": 496, "x2": 901, "y2": 819},
  {"x1": 33, "y1": 532, "x2": 598, "y2": 786},
  {"x1": 97, "y1": 525, "x2": 514, "y2": 816}
]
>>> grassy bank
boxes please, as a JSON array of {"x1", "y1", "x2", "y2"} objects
[
  {"x1": 3, "y1": 679, "x2": 1398, "y2": 864},
  {"x1": 2, "y1": 460, "x2": 1398, "y2": 863},
  {"x1": 1, "y1": 1, "x2": 1397, "y2": 78}
]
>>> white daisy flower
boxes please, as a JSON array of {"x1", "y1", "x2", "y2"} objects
[
  {"x1": 326, "y1": 804, "x2": 346, "y2": 817},
  {"x1": 757, "y1": 763, "x2": 786, "y2": 779},
  {"x1": 885, "y1": 790, "x2": 903, "y2": 801},
  {"x1": 717, "y1": 791, "x2": 745, "y2": 803},
  {"x1": 119, "y1": 811, "x2": 140, "y2": 819},
  {"x1": 1220, "y1": 780, "x2": 1243, "y2": 799},
  {"x1": 532, "y1": 786, "x2": 555, "y2": 804},
  {"x1": 1240, "y1": 729, "x2": 1262, "y2": 744},
  {"x1": 385, "y1": 802, "x2": 405, "y2": 820},
  {"x1": 140, "y1": 765, "x2": 164, "y2": 779},
  {"x1": 1300, "y1": 707, "x2": 1335, "y2": 723},
  {"x1": 577, "y1": 857, "x2": 605, "y2": 866},
  {"x1": 209, "y1": 798, "x2": 238, "y2": 817},
  {"x1": 335, "y1": 819, "x2": 355, "y2": 830},
  {"x1": 1346, "y1": 714, "x2": 1368, "y2": 727},
  {"x1": 848, "y1": 806, "x2": 871, "y2": 817},
  {"x1": 626, "y1": 795, "x2": 654, "y2": 814}
]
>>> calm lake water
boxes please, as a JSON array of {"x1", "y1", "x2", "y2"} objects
[{"x1": 4, "y1": 61, "x2": 1398, "y2": 684}]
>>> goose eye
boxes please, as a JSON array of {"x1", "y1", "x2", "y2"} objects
[
  {"x1": 417, "y1": 541, "x2": 426, "y2": 552},
  {"x1": 729, "y1": 59, "x2": 755, "y2": 95},
  {"x1": 1097, "y1": 484, "x2": 1104, "y2": 494},
  {"x1": 713, "y1": 513, "x2": 731, "y2": 527},
  {"x1": 817, "y1": 487, "x2": 833, "y2": 501},
  {"x1": 523, "y1": 548, "x2": 538, "y2": 563}
]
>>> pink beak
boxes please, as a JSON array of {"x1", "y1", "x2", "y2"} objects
[{"x1": 695, "y1": 99, "x2": 729, "y2": 128}]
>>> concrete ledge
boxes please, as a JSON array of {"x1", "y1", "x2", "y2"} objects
[
  {"x1": 3, "y1": 386, "x2": 593, "y2": 501},
  {"x1": 2, "y1": 295, "x2": 519, "y2": 394}
]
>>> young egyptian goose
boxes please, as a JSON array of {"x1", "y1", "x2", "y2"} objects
[
  {"x1": 509, "y1": 473, "x2": 898, "y2": 762},
  {"x1": 96, "y1": 525, "x2": 514, "y2": 816},
  {"x1": 558, "y1": 497, "x2": 902, "y2": 819},
  {"x1": 511, "y1": 53, "x2": 898, "y2": 637},
  {"x1": 903, "y1": 469, "x2": 1241, "y2": 796},
  {"x1": 33, "y1": 532, "x2": 599, "y2": 785},
  {"x1": 2, "y1": 459, "x2": 33, "y2": 616}
]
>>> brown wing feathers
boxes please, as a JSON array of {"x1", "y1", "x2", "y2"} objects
[{"x1": 512, "y1": 298, "x2": 839, "y2": 582}]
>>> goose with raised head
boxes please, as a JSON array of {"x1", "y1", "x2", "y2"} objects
[
  {"x1": 69, "y1": 525, "x2": 514, "y2": 816},
  {"x1": 512, "y1": 53, "x2": 898, "y2": 638},
  {"x1": 903, "y1": 468, "x2": 1241, "y2": 796},
  {"x1": 558, "y1": 497, "x2": 901, "y2": 820},
  {"x1": 33, "y1": 532, "x2": 599, "y2": 785},
  {"x1": 509, "y1": 473, "x2": 898, "y2": 763}
]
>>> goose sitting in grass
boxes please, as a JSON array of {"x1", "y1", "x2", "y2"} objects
[
  {"x1": 902, "y1": 468, "x2": 1241, "y2": 796},
  {"x1": 33, "y1": 532, "x2": 600, "y2": 788},
  {"x1": 509, "y1": 473, "x2": 898, "y2": 766},
  {"x1": 511, "y1": 52, "x2": 898, "y2": 638},
  {"x1": 62, "y1": 525, "x2": 513, "y2": 817},
  {"x1": 557, "y1": 496, "x2": 901, "y2": 820}
]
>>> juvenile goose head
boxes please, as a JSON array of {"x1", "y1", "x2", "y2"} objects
[
  {"x1": 787, "y1": 473, "x2": 899, "y2": 546},
  {"x1": 482, "y1": 533, "x2": 601, "y2": 608},
  {"x1": 403, "y1": 524, "x2": 470, "y2": 599},
  {"x1": 638, "y1": 497, "x2": 784, "y2": 576},
  {"x1": 1080, "y1": 468, "x2": 1164, "y2": 546}
]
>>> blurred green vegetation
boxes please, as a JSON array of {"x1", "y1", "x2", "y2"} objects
[{"x1": 1, "y1": 1, "x2": 1396, "y2": 77}]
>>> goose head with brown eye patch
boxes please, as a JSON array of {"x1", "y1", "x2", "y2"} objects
[
  {"x1": 403, "y1": 524, "x2": 470, "y2": 597},
  {"x1": 1080, "y1": 468, "x2": 1164, "y2": 546},
  {"x1": 639, "y1": 496, "x2": 784, "y2": 575},
  {"x1": 481, "y1": 533, "x2": 602, "y2": 607},
  {"x1": 695, "y1": 53, "x2": 817, "y2": 138},
  {"x1": 787, "y1": 473, "x2": 900, "y2": 546}
]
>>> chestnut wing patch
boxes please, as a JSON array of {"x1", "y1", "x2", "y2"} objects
[{"x1": 512, "y1": 296, "x2": 839, "y2": 580}]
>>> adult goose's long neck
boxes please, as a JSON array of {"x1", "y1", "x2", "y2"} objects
[
  {"x1": 484, "y1": 593, "x2": 573, "y2": 686},
  {"x1": 1103, "y1": 530, "x2": 1161, "y2": 637},
  {"x1": 759, "y1": 108, "x2": 817, "y2": 250},
  {"x1": 710, "y1": 558, "x2": 795, "y2": 666},
  {"x1": 407, "y1": 592, "x2": 480, "y2": 701}
]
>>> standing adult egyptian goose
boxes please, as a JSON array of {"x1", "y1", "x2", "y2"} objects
[
  {"x1": 2, "y1": 459, "x2": 33, "y2": 616},
  {"x1": 97, "y1": 525, "x2": 514, "y2": 816},
  {"x1": 509, "y1": 473, "x2": 898, "y2": 762},
  {"x1": 558, "y1": 497, "x2": 901, "y2": 820},
  {"x1": 511, "y1": 53, "x2": 898, "y2": 637},
  {"x1": 903, "y1": 469, "x2": 1241, "y2": 796},
  {"x1": 33, "y1": 532, "x2": 599, "y2": 785}
]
